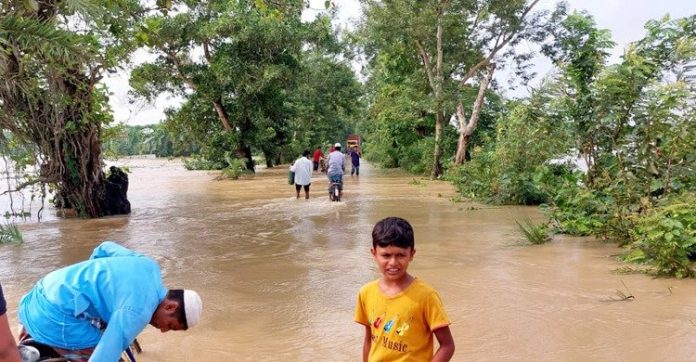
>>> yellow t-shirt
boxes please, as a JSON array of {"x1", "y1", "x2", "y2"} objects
[{"x1": 354, "y1": 278, "x2": 450, "y2": 362}]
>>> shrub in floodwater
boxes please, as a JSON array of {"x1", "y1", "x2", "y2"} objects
[
  {"x1": 409, "y1": 178, "x2": 424, "y2": 186},
  {"x1": 220, "y1": 156, "x2": 247, "y2": 180},
  {"x1": 516, "y1": 218, "x2": 552, "y2": 245},
  {"x1": 183, "y1": 155, "x2": 226, "y2": 170},
  {"x1": 0, "y1": 222, "x2": 23, "y2": 244},
  {"x1": 627, "y1": 194, "x2": 696, "y2": 278}
]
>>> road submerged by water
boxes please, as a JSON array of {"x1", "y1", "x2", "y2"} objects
[{"x1": 0, "y1": 158, "x2": 694, "y2": 361}]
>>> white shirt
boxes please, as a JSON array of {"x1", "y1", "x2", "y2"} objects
[{"x1": 293, "y1": 156, "x2": 313, "y2": 185}]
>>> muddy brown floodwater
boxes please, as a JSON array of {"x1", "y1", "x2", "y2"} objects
[{"x1": 0, "y1": 158, "x2": 694, "y2": 361}]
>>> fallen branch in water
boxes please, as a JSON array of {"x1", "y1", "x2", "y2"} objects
[{"x1": 615, "y1": 280, "x2": 635, "y2": 301}]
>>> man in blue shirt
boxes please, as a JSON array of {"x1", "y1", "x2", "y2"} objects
[
  {"x1": 349, "y1": 145, "x2": 361, "y2": 176},
  {"x1": 17, "y1": 241, "x2": 202, "y2": 361}
]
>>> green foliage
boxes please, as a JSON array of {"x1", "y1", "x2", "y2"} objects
[
  {"x1": 285, "y1": 52, "x2": 364, "y2": 163},
  {"x1": 220, "y1": 156, "x2": 248, "y2": 180},
  {"x1": 199, "y1": 131, "x2": 239, "y2": 169},
  {"x1": 444, "y1": 150, "x2": 496, "y2": 201},
  {"x1": 516, "y1": 218, "x2": 552, "y2": 245},
  {"x1": 540, "y1": 11, "x2": 616, "y2": 185},
  {"x1": 131, "y1": 1, "x2": 361, "y2": 169},
  {"x1": 548, "y1": 182, "x2": 610, "y2": 236},
  {"x1": 103, "y1": 123, "x2": 199, "y2": 158},
  {"x1": 0, "y1": 0, "x2": 143, "y2": 217},
  {"x1": 443, "y1": 13, "x2": 696, "y2": 278},
  {"x1": 183, "y1": 156, "x2": 224, "y2": 171},
  {"x1": 444, "y1": 93, "x2": 573, "y2": 205},
  {"x1": 356, "y1": 0, "x2": 561, "y2": 176},
  {"x1": 0, "y1": 222, "x2": 23, "y2": 244},
  {"x1": 628, "y1": 195, "x2": 696, "y2": 278}
]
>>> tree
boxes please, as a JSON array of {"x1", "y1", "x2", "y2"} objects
[
  {"x1": 357, "y1": 0, "x2": 556, "y2": 177},
  {"x1": 0, "y1": 0, "x2": 141, "y2": 217},
  {"x1": 285, "y1": 35, "x2": 364, "y2": 162},
  {"x1": 541, "y1": 11, "x2": 615, "y2": 185},
  {"x1": 131, "y1": 0, "x2": 307, "y2": 170}
]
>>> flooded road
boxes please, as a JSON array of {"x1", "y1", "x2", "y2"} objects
[{"x1": 0, "y1": 158, "x2": 694, "y2": 361}]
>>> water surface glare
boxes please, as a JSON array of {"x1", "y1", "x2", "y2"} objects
[{"x1": 1, "y1": 159, "x2": 694, "y2": 361}]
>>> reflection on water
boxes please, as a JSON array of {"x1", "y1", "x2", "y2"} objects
[{"x1": 1, "y1": 158, "x2": 695, "y2": 361}]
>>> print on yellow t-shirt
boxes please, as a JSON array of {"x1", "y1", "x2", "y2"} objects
[{"x1": 355, "y1": 278, "x2": 450, "y2": 361}]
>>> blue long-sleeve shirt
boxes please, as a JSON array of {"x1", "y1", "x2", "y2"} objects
[{"x1": 18, "y1": 242, "x2": 167, "y2": 362}]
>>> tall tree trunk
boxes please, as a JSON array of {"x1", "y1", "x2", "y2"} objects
[
  {"x1": 454, "y1": 65, "x2": 495, "y2": 165},
  {"x1": 242, "y1": 145, "x2": 254, "y2": 171},
  {"x1": 420, "y1": 1, "x2": 445, "y2": 179},
  {"x1": 54, "y1": 72, "x2": 130, "y2": 217},
  {"x1": 431, "y1": 110, "x2": 444, "y2": 178}
]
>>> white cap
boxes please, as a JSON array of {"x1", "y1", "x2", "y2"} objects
[
  {"x1": 183, "y1": 290, "x2": 202, "y2": 328},
  {"x1": 334, "y1": 142, "x2": 341, "y2": 147}
]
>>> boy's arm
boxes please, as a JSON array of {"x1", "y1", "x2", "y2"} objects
[
  {"x1": 0, "y1": 313, "x2": 20, "y2": 362},
  {"x1": 431, "y1": 326, "x2": 455, "y2": 362},
  {"x1": 362, "y1": 324, "x2": 371, "y2": 362}
]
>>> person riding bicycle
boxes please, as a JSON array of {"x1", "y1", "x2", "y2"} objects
[
  {"x1": 17, "y1": 241, "x2": 202, "y2": 362},
  {"x1": 326, "y1": 142, "x2": 345, "y2": 200}
]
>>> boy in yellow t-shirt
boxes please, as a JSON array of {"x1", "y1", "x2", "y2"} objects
[{"x1": 354, "y1": 217, "x2": 455, "y2": 362}]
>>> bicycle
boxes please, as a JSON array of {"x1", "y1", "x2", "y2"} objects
[
  {"x1": 18, "y1": 337, "x2": 141, "y2": 362},
  {"x1": 329, "y1": 181, "x2": 341, "y2": 201},
  {"x1": 328, "y1": 174, "x2": 343, "y2": 202}
]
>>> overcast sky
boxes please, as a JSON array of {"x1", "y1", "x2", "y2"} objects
[{"x1": 105, "y1": 0, "x2": 696, "y2": 126}]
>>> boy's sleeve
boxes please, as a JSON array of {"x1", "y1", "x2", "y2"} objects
[
  {"x1": 90, "y1": 241, "x2": 142, "y2": 259},
  {"x1": 354, "y1": 289, "x2": 369, "y2": 326},
  {"x1": 424, "y1": 291, "x2": 450, "y2": 331}
]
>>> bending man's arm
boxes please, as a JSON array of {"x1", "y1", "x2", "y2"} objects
[
  {"x1": 90, "y1": 241, "x2": 142, "y2": 260},
  {"x1": 89, "y1": 308, "x2": 148, "y2": 362}
]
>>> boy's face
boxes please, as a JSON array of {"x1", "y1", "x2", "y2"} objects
[{"x1": 371, "y1": 245, "x2": 415, "y2": 283}]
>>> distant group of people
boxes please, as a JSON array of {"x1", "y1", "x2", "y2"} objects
[{"x1": 290, "y1": 142, "x2": 361, "y2": 200}]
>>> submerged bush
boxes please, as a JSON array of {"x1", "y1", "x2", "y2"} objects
[
  {"x1": 220, "y1": 155, "x2": 247, "y2": 180},
  {"x1": 183, "y1": 155, "x2": 226, "y2": 170},
  {"x1": 628, "y1": 194, "x2": 696, "y2": 278},
  {"x1": 443, "y1": 149, "x2": 497, "y2": 201},
  {"x1": 0, "y1": 222, "x2": 23, "y2": 244},
  {"x1": 516, "y1": 218, "x2": 552, "y2": 244},
  {"x1": 548, "y1": 183, "x2": 609, "y2": 236}
]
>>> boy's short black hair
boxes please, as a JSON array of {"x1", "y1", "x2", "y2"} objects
[
  {"x1": 372, "y1": 217, "x2": 414, "y2": 249},
  {"x1": 302, "y1": 149, "x2": 310, "y2": 157},
  {"x1": 167, "y1": 289, "x2": 188, "y2": 330}
]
